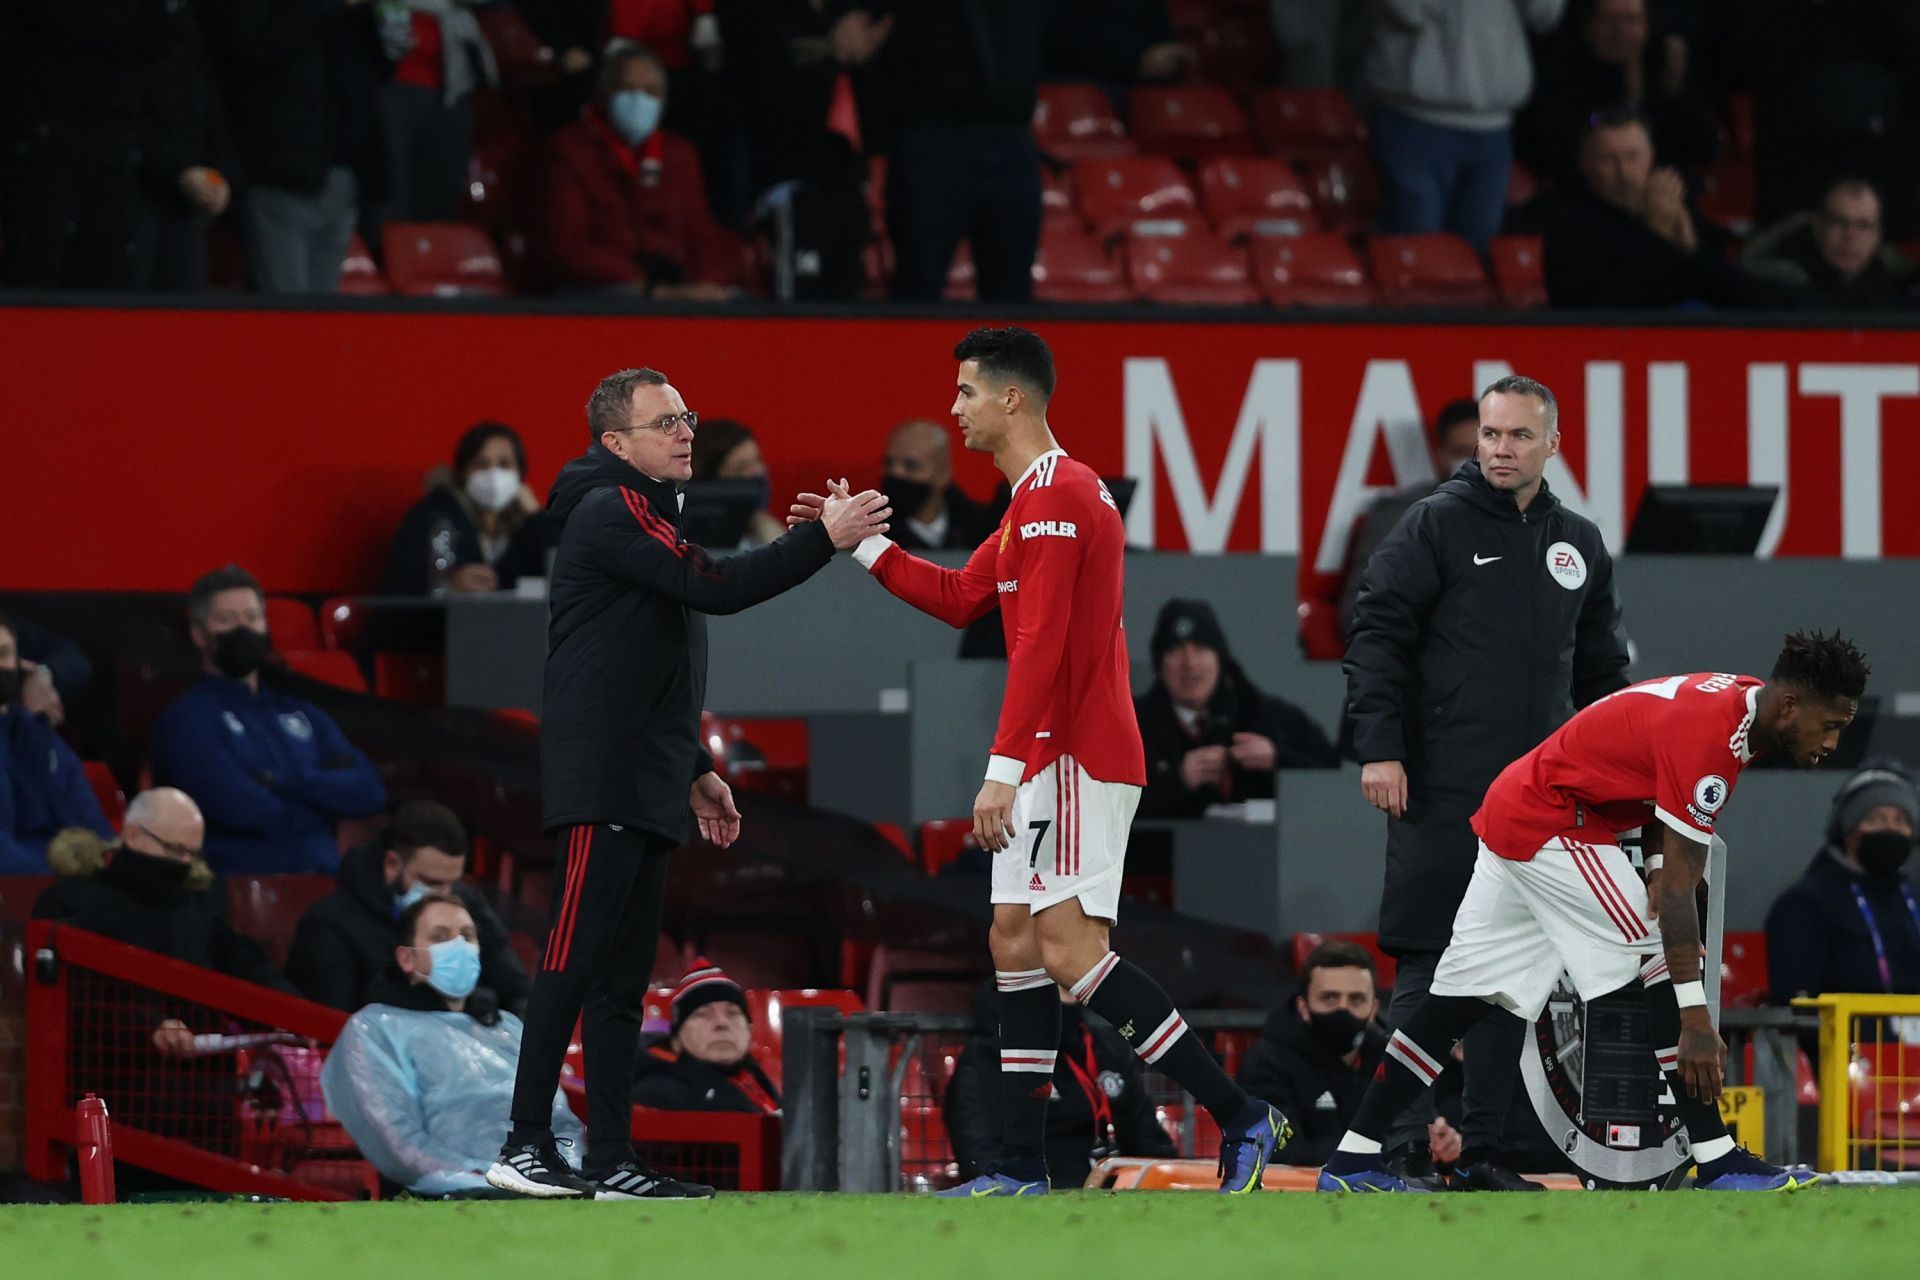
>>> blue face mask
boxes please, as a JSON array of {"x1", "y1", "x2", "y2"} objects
[
  {"x1": 416, "y1": 937, "x2": 481, "y2": 1000},
  {"x1": 607, "y1": 89, "x2": 663, "y2": 146},
  {"x1": 393, "y1": 879, "x2": 431, "y2": 915}
]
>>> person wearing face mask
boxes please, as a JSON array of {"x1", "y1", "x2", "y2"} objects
[
  {"x1": 631, "y1": 960, "x2": 781, "y2": 1117},
  {"x1": 881, "y1": 419, "x2": 1000, "y2": 554},
  {"x1": 0, "y1": 613, "x2": 113, "y2": 873},
  {"x1": 149, "y1": 565, "x2": 388, "y2": 875},
  {"x1": 321, "y1": 895, "x2": 585, "y2": 1196},
  {"x1": 381, "y1": 421, "x2": 560, "y2": 597},
  {"x1": 687, "y1": 418, "x2": 786, "y2": 548},
  {"x1": 1766, "y1": 762, "x2": 1920, "y2": 1026},
  {"x1": 32, "y1": 788, "x2": 293, "y2": 996},
  {"x1": 532, "y1": 40, "x2": 740, "y2": 300},
  {"x1": 286, "y1": 800, "x2": 529, "y2": 1015},
  {"x1": 1236, "y1": 942, "x2": 1457, "y2": 1170}
]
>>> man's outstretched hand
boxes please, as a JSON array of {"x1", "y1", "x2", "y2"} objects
[{"x1": 799, "y1": 479, "x2": 891, "y2": 550}]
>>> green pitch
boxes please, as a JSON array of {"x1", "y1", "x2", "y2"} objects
[{"x1": 5, "y1": 1190, "x2": 1918, "y2": 1280}]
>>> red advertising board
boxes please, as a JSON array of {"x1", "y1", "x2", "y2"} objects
[{"x1": 4, "y1": 305, "x2": 1918, "y2": 593}]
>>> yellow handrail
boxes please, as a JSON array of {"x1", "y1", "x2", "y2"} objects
[{"x1": 1790, "y1": 993, "x2": 1920, "y2": 1171}]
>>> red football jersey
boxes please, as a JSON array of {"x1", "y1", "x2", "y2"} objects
[
  {"x1": 1472, "y1": 673, "x2": 1764, "y2": 860},
  {"x1": 859, "y1": 449, "x2": 1147, "y2": 787}
]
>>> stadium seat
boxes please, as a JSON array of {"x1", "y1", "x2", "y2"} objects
[
  {"x1": 279, "y1": 649, "x2": 368, "y2": 694},
  {"x1": 1719, "y1": 930, "x2": 1769, "y2": 1008},
  {"x1": 1070, "y1": 157, "x2": 1198, "y2": 238},
  {"x1": 748, "y1": 988, "x2": 865, "y2": 1087},
  {"x1": 1851, "y1": 1041, "x2": 1920, "y2": 1167},
  {"x1": 82, "y1": 761, "x2": 126, "y2": 831},
  {"x1": 373, "y1": 652, "x2": 443, "y2": 705},
  {"x1": 870, "y1": 822, "x2": 915, "y2": 862},
  {"x1": 264, "y1": 596, "x2": 320, "y2": 652},
  {"x1": 1041, "y1": 166, "x2": 1078, "y2": 227},
  {"x1": 1031, "y1": 226, "x2": 1132, "y2": 303},
  {"x1": 1489, "y1": 234, "x2": 1547, "y2": 309},
  {"x1": 1367, "y1": 233, "x2": 1498, "y2": 307},
  {"x1": 943, "y1": 241, "x2": 975, "y2": 303},
  {"x1": 0, "y1": 875, "x2": 54, "y2": 930},
  {"x1": 712, "y1": 716, "x2": 809, "y2": 801},
  {"x1": 1250, "y1": 88, "x2": 1367, "y2": 158},
  {"x1": 226, "y1": 874, "x2": 337, "y2": 968},
  {"x1": 1296, "y1": 594, "x2": 1345, "y2": 660},
  {"x1": 1294, "y1": 153, "x2": 1380, "y2": 234},
  {"x1": 918, "y1": 818, "x2": 980, "y2": 875},
  {"x1": 1289, "y1": 931, "x2": 1398, "y2": 991},
  {"x1": 1032, "y1": 83, "x2": 1135, "y2": 163},
  {"x1": 381, "y1": 222, "x2": 510, "y2": 297},
  {"x1": 1128, "y1": 86, "x2": 1251, "y2": 161},
  {"x1": 1125, "y1": 232, "x2": 1260, "y2": 305},
  {"x1": 318, "y1": 596, "x2": 365, "y2": 651},
  {"x1": 1725, "y1": 91, "x2": 1755, "y2": 158},
  {"x1": 866, "y1": 944, "x2": 982, "y2": 1012},
  {"x1": 338, "y1": 234, "x2": 389, "y2": 297},
  {"x1": 1250, "y1": 234, "x2": 1376, "y2": 307},
  {"x1": 1696, "y1": 157, "x2": 1755, "y2": 234},
  {"x1": 1506, "y1": 160, "x2": 1540, "y2": 209},
  {"x1": 1197, "y1": 156, "x2": 1317, "y2": 239}
]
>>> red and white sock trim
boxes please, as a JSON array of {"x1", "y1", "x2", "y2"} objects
[
  {"x1": 1000, "y1": 1048, "x2": 1059, "y2": 1074},
  {"x1": 1639, "y1": 955, "x2": 1671, "y2": 986},
  {"x1": 996, "y1": 968, "x2": 1052, "y2": 993},
  {"x1": 1385, "y1": 1030, "x2": 1445, "y2": 1085},
  {"x1": 1655, "y1": 1045, "x2": 1680, "y2": 1073},
  {"x1": 1069, "y1": 951, "x2": 1121, "y2": 1002},
  {"x1": 1136, "y1": 1011, "x2": 1188, "y2": 1065}
]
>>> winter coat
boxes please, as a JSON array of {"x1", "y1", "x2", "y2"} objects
[
  {"x1": 631, "y1": 1041, "x2": 782, "y2": 1114},
  {"x1": 1135, "y1": 672, "x2": 1338, "y2": 820},
  {"x1": 0, "y1": 706, "x2": 112, "y2": 873},
  {"x1": 1237, "y1": 1008, "x2": 1387, "y2": 1166}
]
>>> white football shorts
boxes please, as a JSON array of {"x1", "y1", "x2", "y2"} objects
[{"x1": 991, "y1": 753, "x2": 1141, "y2": 923}]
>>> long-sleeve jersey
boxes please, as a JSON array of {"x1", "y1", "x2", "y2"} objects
[{"x1": 854, "y1": 448, "x2": 1146, "y2": 788}]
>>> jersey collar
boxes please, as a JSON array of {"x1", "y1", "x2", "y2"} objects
[{"x1": 1013, "y1": 447, "x2": 1068, "y2": 496}]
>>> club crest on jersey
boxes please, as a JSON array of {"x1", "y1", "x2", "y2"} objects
[
  {"x1": 1545, "y1": 541, "x2": 1587, "y2": 590},
  {"x1": 1020, "y1": 520, "x2": 1077, "y2": 540},
  {"x1": 1689, "y1": 774, "x2": 1729, "y2": 823},
  {"x1": 999, "y1": 522, "x2": 1011, "y2": 551}
]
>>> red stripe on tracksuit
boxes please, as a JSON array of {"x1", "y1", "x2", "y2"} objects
[
  {"x1": 548, "y1": 825, "x2": 594, "y2": 970},
  {"x1": 622, "y1": 488, "x2": 686, "y2": 557},
  {"x1": 1567, "y1": 841, "x2": 1639, "y2": 941},
  {"x1": 542, "y1": 826, "x2": 582, "y2": 969}
]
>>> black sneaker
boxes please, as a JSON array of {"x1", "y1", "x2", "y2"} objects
[
  {"x1": 1388, "y1": 1149, "x2": 1452, "y2": 1193},
  {"x1": 486, "y1": 1137, "x2": 596, "y2": 1198},
  {"x1": 589, "y1": 1159, "x2": 717, "y2": 1200},
  {"x1": 1450, "y1": 1159, "x2": 1546, "y2": 1192}
]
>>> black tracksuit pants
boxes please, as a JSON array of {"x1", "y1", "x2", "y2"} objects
[{"x1": 508, "y1": 823, "x2": 674, "y2": 1173}]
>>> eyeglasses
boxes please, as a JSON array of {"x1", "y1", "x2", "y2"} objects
[
  {"x1": 614, "y1": 410, "x2": 700, "y2": 437},
  {"x1": 133, "y1": 823, "x2": 202, "y2": 861}
]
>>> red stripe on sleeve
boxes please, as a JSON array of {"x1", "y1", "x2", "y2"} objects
[{"x1": 621, "y1": 488, "x2": 686, "y2": 558}]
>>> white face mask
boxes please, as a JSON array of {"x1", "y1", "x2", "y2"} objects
[{"x1": 465, "y1": 466, "x2": 520, "y2": 513}]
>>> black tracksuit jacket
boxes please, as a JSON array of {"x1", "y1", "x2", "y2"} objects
[
  {"x1": 539, "y1": 445, "x2": 836, "y2": 840},
  {"x1": 1344, "y1": 462, "x2": 1630, "y2": 952}
]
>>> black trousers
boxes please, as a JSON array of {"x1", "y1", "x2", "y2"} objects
[
  {"x1": 887, "y1": 123, "x2": 1042, "y2": 303},
  {"x1": 1383, "y1": 950, "x2": 1528, "y2": 1159},
  {"x1": 508, "y1": 823, "x2": 674, "y2": 1171},
  {"x1": 2, "y1": 120, "x2": 143, "y2": 290}
]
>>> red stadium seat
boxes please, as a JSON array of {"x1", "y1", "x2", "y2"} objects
[
  {"x1": 1696, "y1": 157, "x2": 1755, "y2": 234},
  {"x1": 1367, "y1": 233, "x2": 1497, "y2": 307},
  {"x1": 1250, "y1": 89, "x2": 1367, "y2": 158},
  {"x1": 1489, "y1": 234, "x2": 1547, "y2": 309},
  {"x1": 264, "y1": 596, "x2": 320, "y2": 652},
  {"x1": 1197, "y1": 156, "x2": 1317, "y2": 239},
  {"x1": 338, "y1": 233, "x2": 389, "y2": 297},
  {"x1": 1070, "y1": 157, "x2": 1198, "y2": 238},
  {"x1": 373, "y1": 652, "x2": 444, "y2": 705},
  {"x1": 1129, "y1": 86, "x2": 1251, "y2": 162},
  {"x1": 944, "y1": 241, "x2": 975, "y2": 302},
  {"x1": 917, "y1": 819, "x2": 979, "y2": 876},
  {"x1": 279, "y1": 649, "x2": 369, "y2": 694},
  {"x1": 319, "y1": 596, "x2": 365, "y2": 651},
  {"x1": 748, "y1": 988, "x2": 865, "y2": 1087},
  {"x1": 226, "y1": 874, "x2": 338, "y2": 968},
  {"x1": 1041, "y1": 166, "x2": 1078, "y2": 227},
  {"x1": 1250, "y1": 234, "x2": 1376, "y2": 307},
  {"x1": 1031, "y1": 226, "x2": 1132, "y2": 303},
  {"x1": 1506, "y1": 160, "x2": 1540, "y2": 209},
  {"x1": 82, "y1": 761, "x2": 126, "y2": 831},
  {"x1": 382, "y1": 222, "x2": 511, "y2": 297},
  {"x1": 1294, "y1": 153, "x2": 1380, "y2": 234},
  {"x1": 871, "y1": 822, "x2": 915, "y2": 862},
  {"x1": 1032, "y1": 84, "x2": 1135, "y2": 163},
  {"x1": 1725, "y1": 91, "x2": 1755, "y2": 159},
  {"x1": 1125, "y1": 232, "x2": 1259, "y2": 305},
  {"x1": 1719, "y1": 930, "x2": 1769, "y2": 1008}
]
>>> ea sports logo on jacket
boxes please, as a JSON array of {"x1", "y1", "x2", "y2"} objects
[{"x1": 1545, "y1": 541, "x2": 1587, "y2": 590}]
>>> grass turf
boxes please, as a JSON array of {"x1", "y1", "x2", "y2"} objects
[{"x1": 4, "y1": 1189, "x2": 1918, "y2": 1280}]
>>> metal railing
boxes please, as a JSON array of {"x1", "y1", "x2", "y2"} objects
[{"x1": 1791, "y1": 992, "x2": 1920, "y2": 1173}]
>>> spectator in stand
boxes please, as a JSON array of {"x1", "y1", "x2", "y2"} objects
[
  {"x1": 0, "y1": 614, "x2": 113, "y2": 873},
  {"x1": 1042, "y1": 0, "x2": 1193, "y2": 97},
  {"x1": 287, "y1": 799, "x2": 530, "y2": 1015},
  {"x1": 873, "y1": 1, "x2": 1046, "y2": 303},
  {"x1": 136, "y1": 0, "x2": 235, "y2": 291},
  {"x1": 1744, "y1": 177, "x2": 1916, "y2": 311},
  {"x1": 4, "y1": 615, "x2": 95, "y2": 729},
  {"x1": 945, "y1": 979, "x2": 1176, "y2": 1189},
  {"x1": 532, "y1": 41, "x2": 740, "y2": 298},
  {"x1": 603, "y1": 0, "x2": 748, "y2": 226},
  {"x1": 1519, "y1": 0, "x2": 1718, "y2": 192},
  {"x1": 215, "y1": 0, "x2": 392, "y2": 294},
  {"x1": 323, "y1": 893, "x2": 585, "y2": 1195},
  {"x1": 689, "y1": 419, "x2": 786, "y2": 548},
  {"x1": 381, "y1": 422, "x2": 560, "y2": 597},
  {"x1": 1364, "y1": 0, "x2": 1566, "y2": 252},
  {"x1": 1238, "y1": 941, "x2": 1458, "y2": 1169},
  {"x1": 1338, "y1": 399, "x2": 1483, "y2": 642},
  {"x1": 882, "y1": 419, "x2": 999, "y2": 553},
  {"x1": 32, "y1": 788, "x2": 293, "y2": 995},
  {"x1": 632, "y1": 960, "x2": 781, "y2": 1114},
  {"x1": 1543, "y1": 108, "x2": 1789, "y2": 308},
  {"x1": 149, "y1": 564, "x2": 387, "y2": 874},
  {"x1": 508, "y1": 0, "x2": 604, "y2": 126},
  {"x1": 1766, "y1": 761, "x2": 1920, "y2": 1009},
  {"x1": 373, "y1": 1, "x2": 499, "y2": 229},
  {"x1": 1136, "y1": 600, "x2": 1337, "y2": 820}
]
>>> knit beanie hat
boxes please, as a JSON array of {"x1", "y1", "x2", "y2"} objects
[{"x1": 670, "y1": 957, "x2": 750, "y2": 1031}]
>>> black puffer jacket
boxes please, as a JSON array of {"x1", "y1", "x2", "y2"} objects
[
  {"x1": 1236, "y1": 1009, "x2": 1386, "y2": 1167},
  {"x1": 540, "y1": 445, "x2": 836, "y2": 839},
  {"x1": 1344, "y1": 461, "x2": 1630, "y2": 951}
]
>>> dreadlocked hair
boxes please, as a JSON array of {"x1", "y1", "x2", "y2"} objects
[{"x1": 1771, "y1": 630, "x2": 1870, "y2": 702}]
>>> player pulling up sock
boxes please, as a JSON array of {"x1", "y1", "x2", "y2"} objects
[
  {"x1": 1319, "y1": 631, "x2": 1867, "y2": 1193},
  {"x1": 791, "y1": 328, "x2": 1288, "y2": 1195}
]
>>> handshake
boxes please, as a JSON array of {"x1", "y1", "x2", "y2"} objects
[{"x1": 786, "y1": 479, "x2": 892, "y2": 551}]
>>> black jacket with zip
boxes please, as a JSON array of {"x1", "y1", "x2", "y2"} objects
[
  {"x1": 540, "y1": 445, "x2": 836, "y2": 840},
  {"x1": 1344, "y1": 461, "x2": 1629, "y2": 952}
]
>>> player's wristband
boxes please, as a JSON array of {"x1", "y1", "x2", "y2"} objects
[
  {"x1": 1646, "y1": 854, "x2": 1664, "y2": 872},
  {"x1": 1673, "y1": 980, "x2": 1707, "y2": 1009}
]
